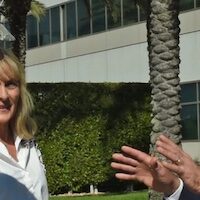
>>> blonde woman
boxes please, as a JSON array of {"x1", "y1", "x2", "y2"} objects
[{"x1": 0, "y1": 49, "x2": 48, "y2": 200}]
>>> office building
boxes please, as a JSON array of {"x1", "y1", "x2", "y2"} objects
[{"x1": 25, "y1": 0, "x2": 200, "y2": 159}]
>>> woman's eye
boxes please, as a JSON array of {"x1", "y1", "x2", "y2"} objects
[{"x1": 5, "y1": 80, "x2": 19, "y2": 89}]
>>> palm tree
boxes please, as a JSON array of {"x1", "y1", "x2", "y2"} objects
[
  {"x1": 106, "y1": 0, "x2": 181, "y2": 199},
  {"x1": 148, "y1": 1, "x2": 181, "y2": 199},
  {"x1": 3, "y1": 0, "x2": 45, "y2": 65}
]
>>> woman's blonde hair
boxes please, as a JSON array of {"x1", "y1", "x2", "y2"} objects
[{"x1": 0, "y1": 49, "x2": 37, "y2": 140}]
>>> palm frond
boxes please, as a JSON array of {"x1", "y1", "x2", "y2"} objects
[{"x1": 30, "y1": 0, "x2": 46, "y2": 21}]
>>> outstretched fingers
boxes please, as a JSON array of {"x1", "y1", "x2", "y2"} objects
[
  {"x1": 120, "y1": 146, "x2": 152, "y2": 167},
  {"x1": 111, "y1": 162, "x2": 137, "y2": 174},
  {"x1": 156, "y1": 135, "x2": 183, "y2": 163},
  {"x1": 156, "y1": 135, "x2": 179, "y2": 152},
  {"x1": 111, "y1": 153, "x2": 140, "y2": 181},
  {"x1": 112, "y1": 153, "x2": 139, "y2": 167},
  {"x1": 162, "y1": 161, "x2": 184, "y2": 176},
  {"x1": 115, "y1": 173, "x2": 136, "y2": 181}
]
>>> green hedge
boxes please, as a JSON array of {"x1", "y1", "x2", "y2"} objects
[{"x1": 28, "y1": 83, "x2": 151, "y2": 194}]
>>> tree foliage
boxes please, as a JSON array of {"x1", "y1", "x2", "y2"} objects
[{"x1": 29, "y1": 83, "x2": 151, "y2": 194}]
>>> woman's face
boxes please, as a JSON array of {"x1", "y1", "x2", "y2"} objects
[{"x1": 0, "y1": 78, "x2": 20, "y2": 126}]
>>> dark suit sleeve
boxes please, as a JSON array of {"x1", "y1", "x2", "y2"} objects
[{"x1": 179, "y1": 185, "x2": 200, "y2": 200}]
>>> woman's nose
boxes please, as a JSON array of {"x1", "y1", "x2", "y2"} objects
[{"x1": 0, "y1": 85, "x2": 8, "y2": 100}]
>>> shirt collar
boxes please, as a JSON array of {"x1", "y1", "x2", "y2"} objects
[{"x1": 14, "y1": 135, "x2": 23, "y2": 151}]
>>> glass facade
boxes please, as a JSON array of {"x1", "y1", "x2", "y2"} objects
[
  {"x1": 39, "y1": 10, "x2": 50, "y2": 46},
  {"x1": 77, "y1": 0, "x2": 90, "y2": 36},
  {"x1": 51, "y1": 7, "x2": 60, "y2": 43},
  {"x1": 181, "y1": 83, "x2": 196, "y2": 103},
  {"x1": 66, "y1": 1, "x2": 77, "y2": 39},
  {"x1": 92, "y1": 0, "x2": 105, "y2": 33},
  {"x1": 27, "y1": 15, "x2": 38, "y2": 48},
  {"x1": 197, "y1": 0, "x2": 200, "y2": 7},
  {"x1": 107, "y1": 0, "x2": 121, "y2": 29},
  {"x1": 181, "y1": 82, "x2": 200, "y2": 140},
  {"x1": 139, "y1": 6, "x2": 147, "y2": 21},
  {"x1": 25, "y1": 0, "x2": 200, "y2": 49},
  {"x1": 179, "y1": 0, "x2": 194, "y2": 11},
  {"x1": 123, "y1": 0, "x2": 138, "y2": 25},
  {"x1": 181, "y1": 104, "x2": 198, "y2": 140}
]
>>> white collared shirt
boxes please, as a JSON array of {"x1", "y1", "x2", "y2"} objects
[
  {"x1": 0, "y1": 136, "x2": 49, "y2": 200},
  {"x1": 164, "y1": 178, "x2": 183, "y2": 200}
]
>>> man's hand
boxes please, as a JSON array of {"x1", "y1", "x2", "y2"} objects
[
  {"x1": 156, "y1": 135, "x2": 200, "y2": 193},
  {"x1": 111, "y1": 146, "x2": 180, "y2": 196}
]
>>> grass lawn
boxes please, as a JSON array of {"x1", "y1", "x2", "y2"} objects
[{"x1": 50, "y1": 191, "x2": 148, "y2": 200}]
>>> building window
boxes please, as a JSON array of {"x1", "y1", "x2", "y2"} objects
[
  {"x1": 181, "y1": 83, "x2": 196, "y2": 103},
  {"x1": 197, "y1": 0, "x2": 200, "y2": 7},
  {"x1": 107, "y1": 0, "x2": 121, "y2": 29},
  {"x1": 123, "y1": 0, "x2": 138, "y2": 25},
  {"x1": 181, "y1": 104, "x2": 198, "y2": 140},
  {"x1": 26, "y1": 0, "x2": 200, "y2": 50},
  {"x1": 138, "y1": 5, "x2": 146, "y2": 21},
  {"x1": 27, "y1": 7, "x2": 60, "y2": 49},
  {"x1": 92, "y1": 0, "x2": 105, "y2": 33},
  {"x1": 27, "y1": 15, "x2": 38, "y2": 48},
  {"x1": 181, "y1": 82, "x2": 199, "y2": 140},
  {"x1": 66, "y1": 1, "x2": 77, "y2": 39},
  {"x1": 39, "y1": 10, "x2": 50, "y2": 46},
  {"x1": 179, "y1": 0, "x2": 194, "y2": 11},
  {"x1": 51, "y1": 6, "x2": 60, "y2": 43},
  {"x1": 77, "y1": 0, "x2": 91, "y2": 36}
]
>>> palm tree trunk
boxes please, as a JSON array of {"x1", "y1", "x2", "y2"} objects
[
  {"x1": 147, "y1": 0, "x2": 181, "y2": 199},
  {"x1": 4, "y1": 0, "x2": 32, "y2": 66},
  {"x1": 8, "y1": 12, "x2": 27, "y2": 65}
]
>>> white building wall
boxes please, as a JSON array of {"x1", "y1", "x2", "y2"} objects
[
  {"x1": 26, "y1": 29, "x2": 200, "y2": 83},
  {"x1": 180, "y1": 32, "x2": 200, "y2": 83},
  {"x1": 26, "y1": 42, "x2": 149, "y2": 83},
  {"x1": 182, "y1": 142, "x2": 200, "y2": 161},
  {"x1": 25, "y1": 22, "x2": 149, "y2": 83},
  {"x1": 25, "y1": 9, "x2": 200, "y2": 84}
]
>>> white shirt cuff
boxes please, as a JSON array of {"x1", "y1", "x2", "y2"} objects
[{"x1": 164, "y1": 178, "x2": 183, "y2": 200}]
